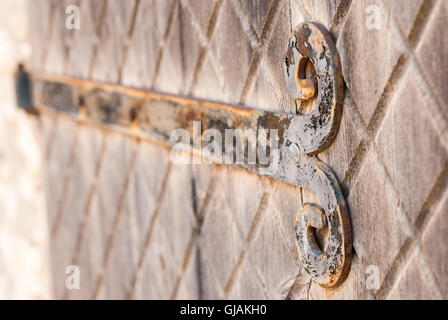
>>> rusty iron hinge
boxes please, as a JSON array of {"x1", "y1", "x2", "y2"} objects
[
  {"x1": 283, "y1": 22, "x2": 351, "y2": 288},
  {"x1": 30, "y1": 21, "x2": 352, "y2": 288}
]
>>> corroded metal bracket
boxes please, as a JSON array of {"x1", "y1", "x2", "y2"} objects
[
  {"x1": 30, "y1": 21, "x2": 351, "y2": 288},
  {"x1": 283, "y1": 22, "x2": 351, "y2": 287}
]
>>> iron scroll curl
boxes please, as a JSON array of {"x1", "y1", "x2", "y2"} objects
[{"x1": 282, "y1": 22, "x2": 352, "y2": 288}]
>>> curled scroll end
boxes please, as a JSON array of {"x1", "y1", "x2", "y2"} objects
[
  {"x1": 283, "y1": 21, "x2": 344, "y2": 155},
  {"x1": 295, "y1": 200, "x2": 352, "y2": 288}
]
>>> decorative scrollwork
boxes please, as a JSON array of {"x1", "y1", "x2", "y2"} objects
[{"x1": 282, "y1": 22, "x2": 352, "y2": 288}]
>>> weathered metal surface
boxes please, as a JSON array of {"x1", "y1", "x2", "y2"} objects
[
  {"x1": 31, "y1": 22, "x2": 351, "y2": 288},
  {"x1": 284, "y1": 22, "x2": 351, "y2": 288},
  {"x1": 284, "y1": 22, "x2": 344, "y2": 155},
  {"x1": 15, "y1": 64, "x2": 39, "y2": 115}
]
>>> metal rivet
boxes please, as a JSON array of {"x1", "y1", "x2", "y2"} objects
[{"x1": 288, "y1": 143, "x2": 301, "y2": 162}]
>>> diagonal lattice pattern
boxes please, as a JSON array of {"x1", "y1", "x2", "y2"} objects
[{"x1": 28, "y1": 0, "x2": 448, "y2": 299}]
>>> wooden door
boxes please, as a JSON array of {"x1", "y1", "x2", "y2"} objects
[{"x1": 28, "y1": 0, "x2": 448, "y2": 299}]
